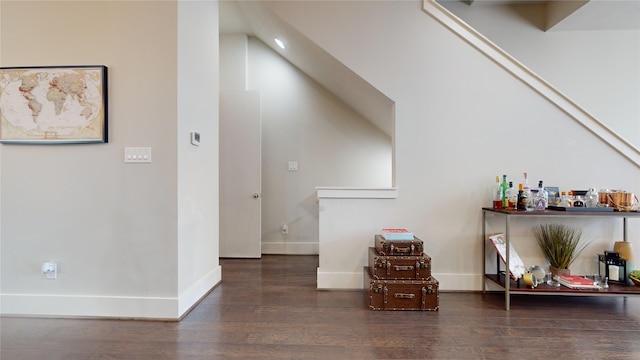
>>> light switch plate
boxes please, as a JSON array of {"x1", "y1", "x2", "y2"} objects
[
  {"x1": 288, "y1": 161, "x2": 298, "y2": 171},
  {"x1": 124, "y1": 147, "x2": 152, "y2": 163}
]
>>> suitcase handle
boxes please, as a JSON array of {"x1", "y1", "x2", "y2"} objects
[
  {"x1": 393, "y1": 265, "x2": 414, "y2": 271},
  {"x1": 394, "y1": 293, "x2": 415, "y2": 299},
  {"x1": 390, "y1": 244, "x2": 414, "y2": 253}
]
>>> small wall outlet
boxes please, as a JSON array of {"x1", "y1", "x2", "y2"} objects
[
  {"x1": 281, "y1": 224, "x2": 289, "y2": 235},
  {"x1": 41, "y1": 262, "x2": 58, "y2": 279}
]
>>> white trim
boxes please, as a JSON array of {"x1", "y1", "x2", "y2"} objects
[
  {"x1": 0, "y1": 266, "x2": 222, "y2": 320},
  {"x1": 317, "y1": 269, "x2": 362, "y2": 289},
  {"x1": 422, "y1": 0, "x2": 640, "y2": 168},
  {"x1": 316, "y1": 187, "x2": 398, "y2": 199},
  {"x1": 261, "y1": 242, "x2": 319, "y2": 255},
  {"x1": 178, "y1": 265, "x2": 222, "y2": 318},
  {"x1": 1, "y1": 294, "x2": 178, "y2": 320}
]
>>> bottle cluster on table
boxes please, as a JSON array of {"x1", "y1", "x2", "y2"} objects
[{"x1": 492, "y1": 172, "x2": 601, "y2": 211}]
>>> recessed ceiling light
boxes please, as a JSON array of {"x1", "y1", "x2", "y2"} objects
[{"x1": 274, "y1": 38, "x2": 285, "y2": 49}]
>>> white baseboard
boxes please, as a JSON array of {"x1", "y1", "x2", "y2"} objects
[
  {"x1": 0, "y1": 293, "x2": 178, "y2": 320},
  {"x1": 317, "y1": 269, "x2": 484, "y2": 291},
  {"x1": 1, "y1": 266, "x2": 222, "y2": 320},
  {"x1": 317, "y1": 269, "x2": 363, "y2": 289},
  {"x1": 178, "y1": 265, "x2": 222, "y2": 318},
  {"x1": 261, "y1": 242, "x2": 319, "y2": 255}
]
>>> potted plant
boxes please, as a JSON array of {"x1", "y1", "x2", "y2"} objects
[{"x1": 532, "y1": 223, "x2": 590, "y2": 275}]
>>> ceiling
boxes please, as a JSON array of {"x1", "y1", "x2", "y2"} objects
[
  {"x1": 219, "y1": 1, "x2": 395, "y2": 137},
  {"x1": 218, "y1": 0, "x2": 639, "y2": 137}
]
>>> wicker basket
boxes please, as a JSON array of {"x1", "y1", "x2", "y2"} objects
[{"x1": 630, "y1": 275, "x2": 640, "y2": 286}]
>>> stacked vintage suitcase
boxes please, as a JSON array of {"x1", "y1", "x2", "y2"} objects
[{"x1": 364, "y1": 233, "x2": 439, "y2": 311}]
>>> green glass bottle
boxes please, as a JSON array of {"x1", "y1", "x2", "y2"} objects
[{"x1": 500, "y1": 175, "x2": 509, "y2": 208}]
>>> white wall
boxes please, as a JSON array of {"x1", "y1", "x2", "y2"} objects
[
  {"x1": 248, "y1": 38, "x2": 393, "y2": 254},
  {"x1": 220, "y1": 35, "x2": 393, "y2": 254},
  {"x1": 0, "y1": 1, "x2": 220, "y2": 319},
  {"x1": 438, "y1": 0, "x2": 640, "y2": 149},
  {"x1": 177, "y1": 1, "x2": 221, "y2": 317},
  {"x1": 261, "y1": 0, "x2": 640, "y2": 289}
]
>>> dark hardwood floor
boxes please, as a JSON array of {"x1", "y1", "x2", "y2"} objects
[{"x1": 2, "y1": 255, "x2": 640, "y2": 359}]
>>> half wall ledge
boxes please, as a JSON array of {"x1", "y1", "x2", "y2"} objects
[{"x1": 316, "y1": 187, "x2": 398, "y2": 199}]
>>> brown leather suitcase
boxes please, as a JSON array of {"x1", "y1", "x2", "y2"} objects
[
  {"x1": 374, "y1": 234, "x2": 423, "y2": 256},
  {"x1": 364, "y1": 267, "x2": 439, "y2": 311},
  {"x1": 368, "y1": 247, "x2": 431, "y2": 280}
]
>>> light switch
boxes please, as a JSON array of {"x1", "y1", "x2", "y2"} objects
[
  {"x1": 288, "y1": 161, "x2": 298, "y2": 171},
  {"x1": 124, "y1": 147, "x2": 152, "y2": 163}
]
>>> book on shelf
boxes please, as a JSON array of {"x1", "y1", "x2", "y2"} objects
[
  {"x1": 488, "y1": 233, "x2": 526, "y2": 281},
  {"x1": 556, "y1": 275, "x2": 600, "y2": 289},
  {"x1": 380, "y1": 228, "x2": 414, "y2": 240}
]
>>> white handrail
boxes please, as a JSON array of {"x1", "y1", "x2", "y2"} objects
[{"x1": 422, "y1": 0, "x2": 640, "y2": 168}]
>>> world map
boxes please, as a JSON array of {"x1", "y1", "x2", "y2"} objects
[{"x1": 0, "y1": 67, "x2": 105, "y2": 142}]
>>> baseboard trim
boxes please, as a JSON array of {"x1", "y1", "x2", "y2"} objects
[
  {"x1": 1, "y1": 266, "x2": 223, "y2": 320},
  {"x1": 0, "y1": 293, "x2": 178, "y2": 320},
  {"x1": 261, "y1": 242, "x2": 318, "y2": 255},
  {"x1": 178, "y1": 265, "x2": 222, "y2": 318},
  {"x1": 317, "y1": 269, "x2": 362, "y2": 289}
]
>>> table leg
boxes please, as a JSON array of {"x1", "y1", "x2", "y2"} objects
[
  {"x1": 505, "y1": 214, "x2": 510, "y2": 311},
  {"x1": 482, "y1": 210, "x2": 486, "y2": 294}
]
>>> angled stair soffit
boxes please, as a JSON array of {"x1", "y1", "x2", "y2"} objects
[
  {"x1": 425, "y1": 0, "x2": 640, "y2": 167},
  {"x1": 545, "y1": 0, "x2": 588, "y2": 31},
  {"x1": 220, "y1": 1, "x2": 395, "y2": 138},
  {"x1": 456, "y1": 0, "x2": 640, "y2": 31}
]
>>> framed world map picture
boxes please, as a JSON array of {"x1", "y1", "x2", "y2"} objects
[{"x1": 0, "y1": 65, "x2": 108, "y2": 144}]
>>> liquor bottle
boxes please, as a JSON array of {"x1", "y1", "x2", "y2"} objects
[
  {"x1": 585, "y1": 188, "x2": 598, "y2": 208},
  {"x1": 517, "y1": 183, "x2": 526, "y2": 210},
  {"x1": 533, "y1": 180, "x2": 548, "y2": 210},
  {"x1": 506, "y1": 182, "x2": 518, "y2": 210},
  {"x1": 493, "y1": 176, "x2": 502, "y2": 209},
  {"x1": 560, "y1": 191, "x2": 571, "y2": 207},
  {"x1": 500, "y1": 175, "x2": 509, "y2": 209},
  {"x1": 522, "y1": 172, "x2": 531, "y2": 193}
]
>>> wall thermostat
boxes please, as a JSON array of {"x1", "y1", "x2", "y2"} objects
[{"x1": 190, "y1": 132, "x2": 200, "y2": 146}]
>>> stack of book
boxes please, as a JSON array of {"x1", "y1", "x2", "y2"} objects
[
  {"x1": 380, "y1": 228, "x2": 414, "y2": 241},
  {"x1": 556, "y1": 275, "x2": 600, "y2": 289}
]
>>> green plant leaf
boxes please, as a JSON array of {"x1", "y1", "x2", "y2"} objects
[{"x1": 532, "y1": 223, "x2": 590, "y2": 270}]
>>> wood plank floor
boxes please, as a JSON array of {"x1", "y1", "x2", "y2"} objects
[{"x1": 2, "y1": 255, "x2": 640, "y2": 359}]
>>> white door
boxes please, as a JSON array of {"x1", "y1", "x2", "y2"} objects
[{"x1": 219, "y1": 90, "x2": 261, "y2": 258}]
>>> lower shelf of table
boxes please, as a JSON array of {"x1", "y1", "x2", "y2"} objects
[{"x1": 485, "y1": 274, "x2": 640, "y2": 296}]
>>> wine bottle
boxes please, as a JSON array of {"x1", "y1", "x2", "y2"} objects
[
  {"x1": 493, "y1": 176, "x2": 502, "y2": 209},
  {"x1": 500, "y1": 175, "x2": 509, "y2": 209}
]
